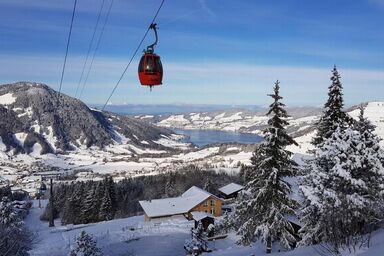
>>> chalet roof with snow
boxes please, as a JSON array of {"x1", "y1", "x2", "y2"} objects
[
  {"x1": 139, "y1": 186, "x2": 221, "y2": 218},
  {"x1": 218, "y1": 182, "x2": 244, "y2": 196}
]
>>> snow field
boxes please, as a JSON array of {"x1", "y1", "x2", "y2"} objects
[
  {"x1": 26, "y1": 199, "x2": 384, "y2": 256},
  {"x1": 0, "y1": 92, "x2": 17, "y2": 104},
  {"x1": 26, "y1": 200, "x2": 193, "y2": 256}
]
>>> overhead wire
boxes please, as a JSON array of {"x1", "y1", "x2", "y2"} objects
[
  {"x1": 101, "y1": 0, "x2": 165, "y2": 111},
  {"x1": 79, "y1": 0, "x2": 115, "y2": 100},
  {"x1": 74, "y1": 0, "x2": 106, "y2": 98},
  {"x1": 58, "y1": 0, "x2": 77, "y2": 95}
]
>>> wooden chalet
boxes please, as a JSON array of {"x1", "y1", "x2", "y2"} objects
[
  {"x1": 218, "y1": 182, "x2": 244, "y2": 199},
  {"x1": 139, "y1": 186, "x2": 223, "y2": 221}
]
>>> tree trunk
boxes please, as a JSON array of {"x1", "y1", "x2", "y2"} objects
[{"x1": 266, "y1": 236, "x2": 272, "y2": 253}]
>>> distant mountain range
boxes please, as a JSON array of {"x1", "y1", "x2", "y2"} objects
[
  {"x1": 138, "y1": 107, "x2": 323, "y2": 138},
  {"x1": 137, "y1": 101, "x2": 384, "y2": 154},
  {"x1": 0, "y1": 82, "x2": 180, "y2": 155},
  {"x1": 91, "y1": 103, "x2": 265, "y2": 116}
]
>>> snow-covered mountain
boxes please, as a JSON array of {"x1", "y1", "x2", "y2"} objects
[
  {"x1": 141, "y1": 107, "x2": 322, "y2": 137},
  {"x1": 0, "y1": 82, "x2": 181, "y2": 155},
  {"x1": 0, "y1": 82, "x2": 196, "y2": 190},
  {"x1": 141, "y1": 102, "x2": 384, "y2": 155}
]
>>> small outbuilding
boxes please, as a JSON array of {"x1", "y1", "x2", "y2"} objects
[
  {"x1": 191, "y1": 211, "x2": 214, "y2": 228},
  {"x1": 218, "y1": 182, "x2": 244, "y2": 199}
]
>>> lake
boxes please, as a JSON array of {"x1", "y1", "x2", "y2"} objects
[{"x1": 172, "y1": 129, "x2": 263, "y2": 147}]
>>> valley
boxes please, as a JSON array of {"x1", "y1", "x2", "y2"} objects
[{"x1": 1, "y1": 83, "x2": 384, "y2": 196}]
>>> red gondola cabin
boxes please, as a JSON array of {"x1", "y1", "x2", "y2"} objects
[{"x1": 138, "y1": 52, "x2": 163, "y2": 86}]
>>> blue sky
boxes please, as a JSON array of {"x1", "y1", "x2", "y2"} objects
[{"x1": 0, "y1": 0, "x2": 383, "y2": 106}]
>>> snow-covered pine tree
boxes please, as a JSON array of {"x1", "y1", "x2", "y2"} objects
[
  {"x1": 61, "y1": 197, "x2": 76, "y2": 225},
  {"x1": 69, "y1": 231, "x2": 102, "y2": 256},
  {"x1": 235, "y1": 81, "x2": 299, "y2": 253},
  {"x1": 216, "y1": 210, "x2": 233, "y2": 235},
  {"x1": 184, "y1": 221, "x2": 208, "y2": 255},
  {"x1": 61, "y1": 182, "x2": 86, "y2": 225},
  {"x1": 81, "y1": 182, "x2": 98, "y2": 223},
  {"x1": 300, "y1": 124, "x2": 384, "y2": 251},
  {"x1": 98, "y1": 187, "x2": 113, "y2": 221},
  {"x1": 355, "y1": 105, "x2": 376, "y2": 137},
  {"x1": 104, "y1": 176, "x2": 117, "y2": 215},
  {"x1": 72, "y1": 183, "x2": 85, "y2": 224},
  {"x1": 164, "y1": 172, "x2": 178, "y2": 197},
  {"x1": 0, "y1": 197, "x2": 32, "y2": 255},
  {"x1": 312, "y1": 66, "x2": 349, "y2": 147}
]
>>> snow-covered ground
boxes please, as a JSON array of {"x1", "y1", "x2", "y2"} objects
[
  {"x1": 0, "y1": 141, "x2": 254, "y2": 194},
  {"x1": 26, "y1": 200, "x2": 384, "y2": 256},
  {"x1": 0, "y1": 92, "x2": 17, "y2": 104},
  {"x1": 26, "y1": 200, "x2": 193, "y2": 256}
]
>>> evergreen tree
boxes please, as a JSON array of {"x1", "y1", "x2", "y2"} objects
[
  {"x1": 216, "y1": 210, "x2": 233, "y2": 234},
  {"x1": 300, "y1": 125, "x2": 384, "y2": 251},
  {"x1": 0, "y1": 186, "x2": 12, "y2": 199},
  {"x1": 61, "y1": 182, "x2": 85, "y2": 225},
  {"x1": 81, "y1": 182, "x2": 98, "y2": 223},
  {"x1": 105, "y1": 176, "x2": 117, "y2": 214},
  {"x1": 72, "y1": 183, "x2": 85, "y2": 224},
  {"x1": 203, "y1": 177, "x2": 216, "y2": 194},
  {"x1": 184, "y1": 221, "x2": 208, "y2": 255},
  {"x1": 235, "y1": 81, "x2": 299, "y2": 253},
  {"x1": 61, "y1": 197, "x2": 76, "y2": 225},
  {"x1": 312, "y1": 66, "x2": 349, "y2": 147},
  {"x1": 69, "y1": 231, "x2": 102, "y2": 256},
  {"x1": 0, "y1": 197, "x2": 32, "y2": 255},
  {"x1": 99, "y1": 188, "x2": 113, "y2": 221},
  {"x1": 355, "y1": 105, "x2": 375, "y2": 135},
  {"x1": 164, "y1": 172, "x2": 178, "y2": 197}
]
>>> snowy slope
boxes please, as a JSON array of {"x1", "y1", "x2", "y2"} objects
[
  {"x1": 0, "y1": 82, "x2": 180, "y2": 154},
  {"x1": 288, "y1": 102, "x2": 384, "y2": 154},
  {"x1": 26, "y1": 200, "x2": 193, "y2": 256},
  {"x1": 26, "y1": 200, "x2": 384, "y2": 256}
]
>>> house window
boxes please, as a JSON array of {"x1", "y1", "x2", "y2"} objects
[
  {"x1": 211, "y1": 208, "x2": 216, "y2": 215},
  {"x1": 210, "y1": 200, "x2": 215, "y2": 206},
  {"x1": 203, "y1": 201, "x2": 208, "y2": 207}
]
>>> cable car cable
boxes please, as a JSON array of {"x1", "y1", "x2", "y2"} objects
[
  {"x1": 74, "y1": 0, "x2": 106, "y2": 98},
  {"x1": 101, "y1": 0, "x2": 165, "y2": 111},
  {"x1": 79, "y1": 0, "x2": 114, "y2": 100},
  {"x1": 58, "y1": 0, "x2": 77, "y2": 95}
]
